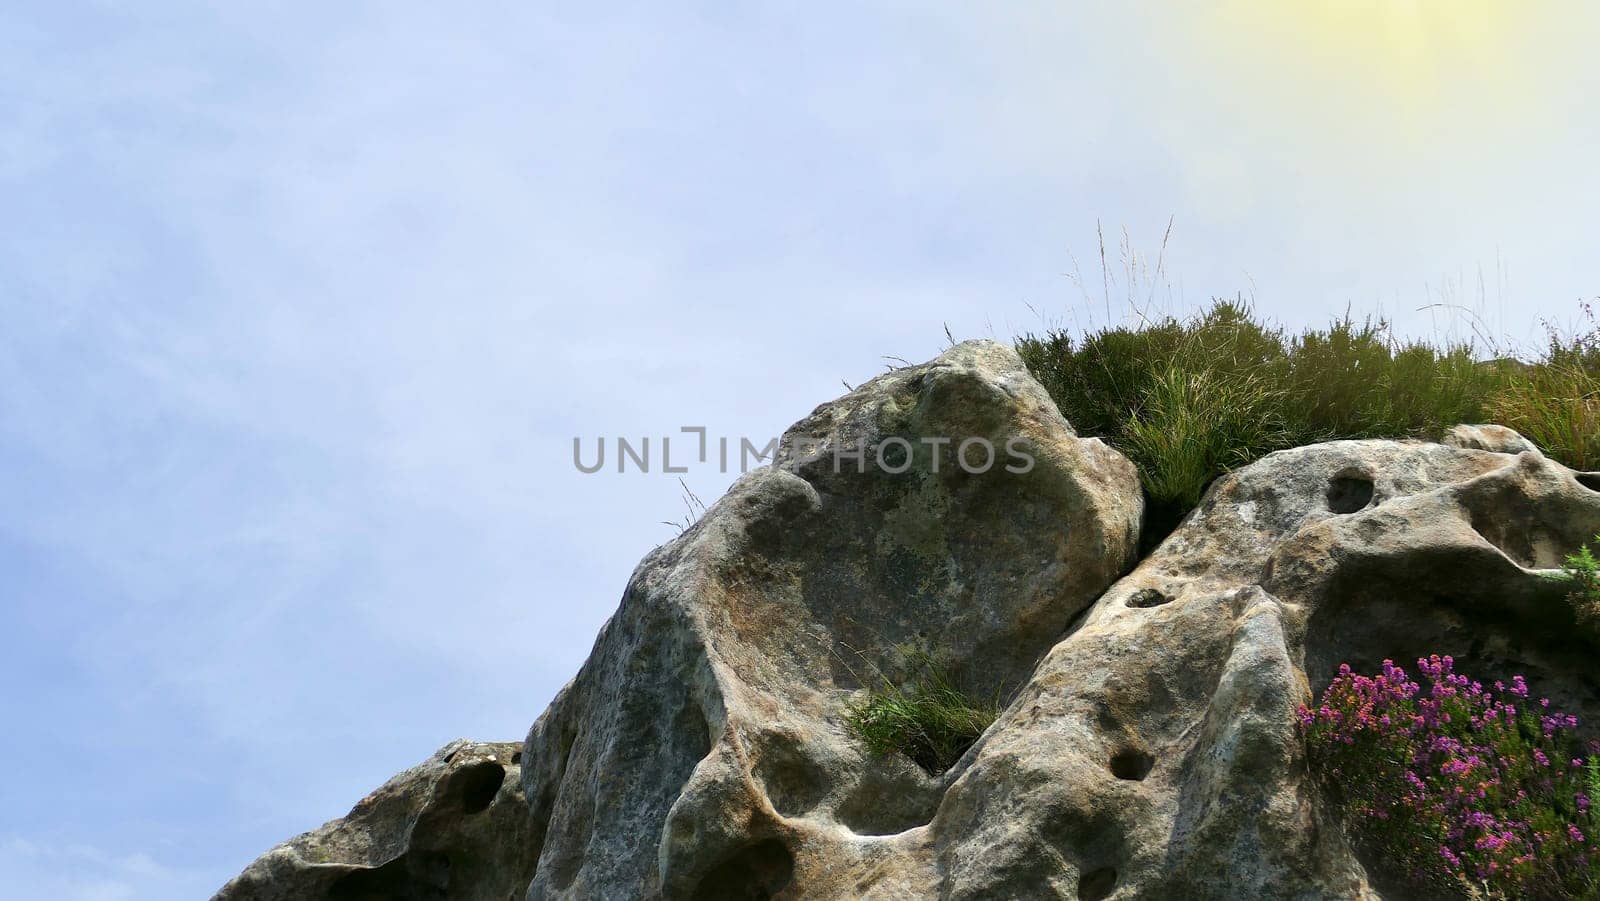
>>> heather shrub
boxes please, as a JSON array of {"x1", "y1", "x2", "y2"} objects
[
  {"x1": 1301, "y1": 657, "x2": 1600, "y2": 898},
  {"x1": 1565, "y1": 537, "x2": 1600, "y2": 633},
  {"x1": 1282, "y1": 320, "x2": 1501, "y2": 439}
]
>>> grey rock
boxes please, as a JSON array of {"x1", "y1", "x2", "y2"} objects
[
  {"x1": 517, "y1": 340, "x2": 1144, "y2": 898},
  {"x1": 214, "y1": 740, "x2": 535, "y2": 901},
  {"x1": 1441, "y1": 422, "x2": 1540, "y2": 455}
]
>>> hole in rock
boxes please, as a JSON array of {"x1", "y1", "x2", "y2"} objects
[
  {"x1": 1578, "y1": 473, "x2": 1600, "y2": 493},
  {"x1": 694, "y1": 839, "x2": 795, "y2": 900},
  {"x1": 1139, "y1": 498, "x2": 1187, "y2": 555},
  {"x1": 836, "y1": 770, "x2": 942, "y2": 836},
  {"x1": 1108, "y1": 748, "x2": 1154, "y2": 781},
  {"x1": 1326, "y1": 475, "x2": 1374, "y2": 514},
  {"x1": 452, "y1": 761, "x2": 506, "y2": 814},
  {"x1": 511, "y1": 751, "x2": 522, "y2": 766},
  {"x1": 1078, "y1": 866, "x2": 1118, "y2": 901},
  {"x1": 904, "y1": 737, "x2": 974, "y2": 777},
  {"x1": 752, "y1": 742, "x2": 828, "y2": 818},
  {"x1": 1125, "y1": 588, "x2": 1171, "y2": 609}
]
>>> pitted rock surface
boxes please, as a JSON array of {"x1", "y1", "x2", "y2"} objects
[{"x1": 517, "y1": 340, "x2": 1144, "y2": 898}]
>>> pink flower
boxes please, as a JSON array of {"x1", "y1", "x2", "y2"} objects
[{"x1": 1304, "y1": 660, "x2": 1600, "y2": 894}]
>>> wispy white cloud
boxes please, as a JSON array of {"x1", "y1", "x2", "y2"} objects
[{"x1": 0, "y1": 836, "x2": 211, "y2": 900}]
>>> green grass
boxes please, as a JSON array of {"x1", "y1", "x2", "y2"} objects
[
  {"x1": 845, "y1": 662, "x2": 998, "y2": 775},
  {"x1": 1490, "y1": 362, "x2": 1600, "y2": 471},
  {"x1": 1016, "y1": 299, "x2": 1600, "y2": 511},
  {"x1": 1122, "y1": 363, "x2": 1296, "y2": 508}
]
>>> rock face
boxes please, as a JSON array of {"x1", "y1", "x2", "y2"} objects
[
  {"x1": 518, "y1": 340, "x2": 1144, "y2": 898},
  {"x1": 932, "y1": 437, "x2": 1600, "y2": 899},
  {"x1": 215, "y1": 740, "x2": 535, "y2": 900},
  {"x1": 218, "y1": 341, "x2": 1600, "y2": 899}
]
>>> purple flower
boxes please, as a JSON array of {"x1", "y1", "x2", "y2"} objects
[{"x1": 1304, "y1": 659, "x2": 1599, "y2": 896}]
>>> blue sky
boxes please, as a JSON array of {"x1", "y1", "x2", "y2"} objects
[{"x1": 3, "y1": 3, "x2": 1598, "y2": 897}]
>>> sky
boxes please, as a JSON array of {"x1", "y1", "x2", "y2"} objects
[{"x1": 2, "y1": 2, "x2": 1598, "y2": 897}]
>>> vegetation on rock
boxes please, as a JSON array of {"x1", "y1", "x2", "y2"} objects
[
  {"x1": 845, "y1": 660, "x2": 999, "y2": 775},
  {"x1": 1302, "y1": 657, "x2": 1600, "y2": 899},
  {"x1": 1565, "y1": 535, "x2": 1600, "y2": 633},
  {"x1": 1017, "y1": 300, "x2": 1600, "y2": 509}
]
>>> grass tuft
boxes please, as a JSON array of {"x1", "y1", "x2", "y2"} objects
[
  {"x1": 1017, "y1": 298, "x2": 1600, "y2": 510},
  {"x1": 1490, "y1": 362, "x2": 1600, "y2": 471},
  {"x1": 1123, "y1": 364, "x2": 1296, "y2": 508},
  {"x1": 845, "y1": 661, "x2": 998, "y2": 775}
]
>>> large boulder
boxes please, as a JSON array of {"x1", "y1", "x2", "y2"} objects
[{"x1": 516, "y1": 340, "x2": 1144, "y2": 898}]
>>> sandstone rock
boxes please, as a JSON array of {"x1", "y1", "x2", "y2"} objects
[
  {"x1": 214, "y1": 740, "x2": 534, "y2": 901},
  {"x1": 516, "y1": 340, "x2": 1144, "y2": 898},
  {"x1": 1440, "y1": 422, "x2": 1540, "y2": 455}
]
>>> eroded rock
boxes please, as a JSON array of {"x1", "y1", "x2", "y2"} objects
[
  {"x1": 920, "y1": 437, "x2": 1600, "y2": 899},
  {"x1": 215, "y1": 740, "x2": 534, "y2": 901},
  {"x1": 517, "y1": 340, "x2": 1144, "y2": 898}
]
